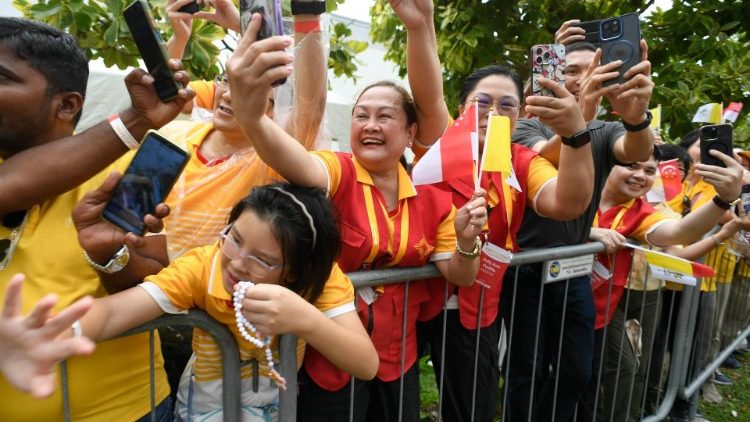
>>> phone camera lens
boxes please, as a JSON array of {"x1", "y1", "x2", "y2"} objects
[
  {"x1": 603, "y1": 22, "x2": 611, "y2": 30},
  {"x1": 536, "y1": 48, "x2": 543, "y2": 54},
  {"x1": 536, "y1": 56, "x2": 542, "y2": 63}
]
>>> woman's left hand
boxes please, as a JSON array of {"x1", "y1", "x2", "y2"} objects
[
  {"x1": 454, "y1": 189, "x2": 487, "y2": 248},
  {"x1": 239, "y1": 283, "x2": 315, "y2": 336}
]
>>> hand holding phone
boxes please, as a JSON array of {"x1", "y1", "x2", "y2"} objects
[
  {"x1": 102, "y1": 131, "x2": 189, "y2": 235},
  {"x1": 700, "y1": 124, "x2": 733, "y2": 168},
  {"x1": 240, "y1": 0, "x2": 287, "y2": 87},
  {"x1": 124, "y1": 0, "x2": 182, "y2": 101},
  {"x1": 531, "y1": 44, "x2": 566, "y2": 97}
]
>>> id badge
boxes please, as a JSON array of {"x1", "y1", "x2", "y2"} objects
[
  {"x1": 590, "y1": 257, "x2": 612, "y2": 291},
  {"x1": 475, "y1": 242, "x2": 512, "y2": 288}
]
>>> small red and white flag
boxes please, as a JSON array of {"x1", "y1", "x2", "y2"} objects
[
  {"x1": 412, "y1": 104, "x2": 477, "y2": 185},
  {"x1": 723, "y1": 102, "x2": 744, "y2": 123}
]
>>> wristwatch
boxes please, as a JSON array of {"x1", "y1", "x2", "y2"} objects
[
  {"x1": 712, "y1": 195, "x2": 740, "y2": 211},
  {"x1": 456, "y1": 237, "x2": 482, "y2": 259},
  {"x1": 622, "y1": 110, "x2": 653, "y2": 132},
  {"x1": 291, "y1": 0, "x2": 326, "y2": 15},
  {"x1": 83, "y1": 245, "x2": 130, "y2": 274},
  {"x1": 561, "y1": 128, "x2": 592, "y2": 148}
]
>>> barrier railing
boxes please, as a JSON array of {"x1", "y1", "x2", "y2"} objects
[{"x1": 60, "y1": 241, "x2": 750, "y2": 421}]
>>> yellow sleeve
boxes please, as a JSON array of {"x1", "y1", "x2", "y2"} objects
[
  {"x1": 634, "y1": 211, "x2": 675, "y2": 243},
  {"x1": 311, "y1": 151, "x2": 343, "y2": 196},
  {"x1": 144, "y1": 246, "x2": 208, "y2": 310},
  {"x1": 188, "y1": 80, "x2": 216, "y2": 110},
  {"x1": 526, "y1": 156, "x2": 559, "y2": 204},
  {"x1": 692, "y1": 181, "x2": 717, "y2": 210},
  {"x1": 432, "y1": 205, "x2": 458, "y2": 257},
  {"x1": 312, "y1": 264, "x2": 355, "y2": 315}
]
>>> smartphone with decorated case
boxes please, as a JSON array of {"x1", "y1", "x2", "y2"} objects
[{"x1": 531, "y1": 44, "x2": 566, "y2": 97}]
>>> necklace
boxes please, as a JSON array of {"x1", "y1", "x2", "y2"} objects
[{"x1": 233, "y1": 281, "x2": 287, "y2": 390}]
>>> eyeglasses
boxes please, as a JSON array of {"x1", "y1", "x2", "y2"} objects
[
  {"x1": 214, "y1": 74, "x2": 229, "y2": 91},
  {"x1": 472, "y1": 93, "x2": 520, "y2": 117},
  {"x1": 219, "y1": 225, "x2": 281, "y2": 279},
  {"x1": 0, "y1": 210, "x2": 28, "y2": 270}
]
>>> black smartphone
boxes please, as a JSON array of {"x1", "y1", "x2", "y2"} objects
[
  {"x1": 571, "y1": 13, "x2": 641, "y2": 87},
  {"x1": 598, "y1": 13, "x2": 641, "y2": 87},
  {"x1": 240, "y1": 0, "x2": 287, "y2": 87},
  {"x1": 699, "y1": 124, "x2": 733, "y2": 168},
  {"x1": 124, "y1": 0, "x2": 181, "y2": 101},
  {"x1": 103, "y1": 131, "x2": 189, "y2": 235},
  {"x1": 178, "y1": 0, "x2": 200, "y2": 14}
]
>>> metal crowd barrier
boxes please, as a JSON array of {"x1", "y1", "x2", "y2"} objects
[{"x1": 59, "y1": 242, "x2": 750, "y2": 422}]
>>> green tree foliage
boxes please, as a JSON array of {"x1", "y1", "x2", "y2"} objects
[
  {"x1": 13, "y1": 0, "x2": 367, "y2": 83},
  {"x1": 370, "y1": 0, "x2": 750, "y2": 147}
]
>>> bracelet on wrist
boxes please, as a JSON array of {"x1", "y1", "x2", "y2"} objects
[
  {"x1": 291, "y1": 0, "x2": 326, "y2": 16},
  {"x1": 456, "y1": 237, "x2": 482, "y2": 259},
  {"x1": 108, "y1": 113, "x2": 139, "y2": 150},
  {"x1": 293, "y1": 19, "x2": 322, "y2": 33},
  {"x1": 713, "y1": 195, "x2": 732, "y2": 210},
  {"x1": 622, "y1": 110, "x2": 652, "y2": 132}
]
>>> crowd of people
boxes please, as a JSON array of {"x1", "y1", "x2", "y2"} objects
[{"x1": 1, "y1": 0, "x2": 748, "y2": 421}]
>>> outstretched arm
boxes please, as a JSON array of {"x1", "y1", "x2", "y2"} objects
[
  {"x1": 77, "y1": 286, "x2": 164, "y2": 342},
  {"x1": 227, "y1": 13, "x2": 327, "y2": 189},
  {"x1": 526, "y1": 79, "x2": 593, "y2": 220},
  {"x1": 0, "y1": 65, "x2": 194, "y2": 215},
  {"x1": 648, "y1": 151, "x2": 742, "y2": 246},
  {"x1": 0, "y1": 274, "x2": 95, "y2": 398},
  {"x1": 283, "y1": 13, "x2": 328, "y2": 150},
  {"x1": 390, "y1": 0, "x2": 449, "y2": 146}
]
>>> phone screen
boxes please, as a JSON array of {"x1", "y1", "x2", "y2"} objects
[
  {"x1": 124, "y1": 0, "x2": 180, "y2": 101},
  {"x1": 103, "y1": 132, "x2": 189, "y2": 235}
]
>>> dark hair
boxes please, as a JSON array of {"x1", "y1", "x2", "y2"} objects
[
  {"x1": 566, "y1": 42, "x2": 597, "y2": 55},
  {"x1": 227, "y1": 183, "x2": 341, "y2": 303},
  {"x1": 0, "y1": 18, "x2": 89, "y2": 124},
  {"x1": 679, "y1": 128, "x2": 701, "y2": 150},
  {"x1": 658, "y1": 143, "x2": 692, "y2": 181},
  {"x1": 355, "y1": 81, "x2": 417, "y2": 126},
  {"x1": 459, "y1": 64, "x2": 523, "y2": 104}
]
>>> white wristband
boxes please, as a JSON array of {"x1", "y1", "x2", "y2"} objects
[{"x1": 108, "y1": 113, "x2": 139, "y2": 150}]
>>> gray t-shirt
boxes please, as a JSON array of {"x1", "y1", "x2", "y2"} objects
[{"x1": 512, "y1": 118, "x2": 626, "y2": 248}]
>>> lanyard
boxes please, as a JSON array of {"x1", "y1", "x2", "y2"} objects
[{"x1": 361, "y1": 184, "x2": 410, "y2": 267}]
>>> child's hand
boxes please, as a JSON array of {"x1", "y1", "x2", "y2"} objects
[{"x1": 238, "y1": 284, "x2": 316, "y2": 336}]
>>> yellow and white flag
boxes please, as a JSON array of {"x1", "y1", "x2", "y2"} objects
[
  {"x1": 692, "y1": 103, "x2": 723, "y2": 124},
  {"x1": 624, "y1": 244, "x2": 715, "y2": 286},
  {"x1": 650, "y1": 105, "x2": 661, "y2": 130}
]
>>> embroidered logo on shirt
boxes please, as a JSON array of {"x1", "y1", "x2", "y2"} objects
[{"x1": 414, "y1": 236, "x2": 435, "y2": 261}]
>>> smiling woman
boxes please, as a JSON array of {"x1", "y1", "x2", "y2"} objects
[{"x1": 226, "y1": 9, "x2": 489, "y2": 421}]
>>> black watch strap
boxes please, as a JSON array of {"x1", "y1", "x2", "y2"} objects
[
  {"x1": 713, "y1": 195, "x2": 732, "y2": 210},
  {"x1": 561, "y1": 128, "x2": 591, "y2": 148},
  {"x1": 291, "y1": 0, "x2": 326, "y2": 15},
  {"x1": 622, "y1": 110, "x2": 652, "y2": 132}
]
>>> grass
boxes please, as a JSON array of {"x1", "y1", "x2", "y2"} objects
[
  {"x1": 702, "y1": 352, "x2": 750, "y2": 421},
  {"x1": 419, "y1": 351, "x2": 750, "y2": 421}
]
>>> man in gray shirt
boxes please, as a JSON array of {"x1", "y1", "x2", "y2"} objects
[{"x1": 501, "y1": 39, "x2": 655, "y2": 422}]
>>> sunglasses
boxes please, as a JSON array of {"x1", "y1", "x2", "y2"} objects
[
  {"x1": 472, "y1": 93, "x2": 520, "y2": 117},
  {"x1": 0, "y1": 210, "x2": 29, "y2": 270}
]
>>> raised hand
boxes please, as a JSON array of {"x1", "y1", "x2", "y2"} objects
[
  {"x1": 576, "y1": 49, "x2": 621, "y2": 122},
  {"x1": 124, "y1": 61, "x2": 194, "y2": 129},
  {"x1": 555, "y1": 19, "x2": 586, "y2": 45},
  {"x1": 389, "y1": 0, "x2": 434, "y2": 30},
  {"x1": 194, "y1": 0, "x2": 240, "y2": 33},
  {"x1": 525, "y1": 78, "x2": 586, "y2": 138},
  {"x1": 606, "y1": 39, "x2": 654, "y2": 127},
  {"x1": 695, "y1": 150, "x2": 743, "y2": 202},
  {"x1": 0, "y1": 274, "x2": 95, "y2": 398},
  {"x1": 226, "y1": 13, "x2": 294, "y2": 128}
]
